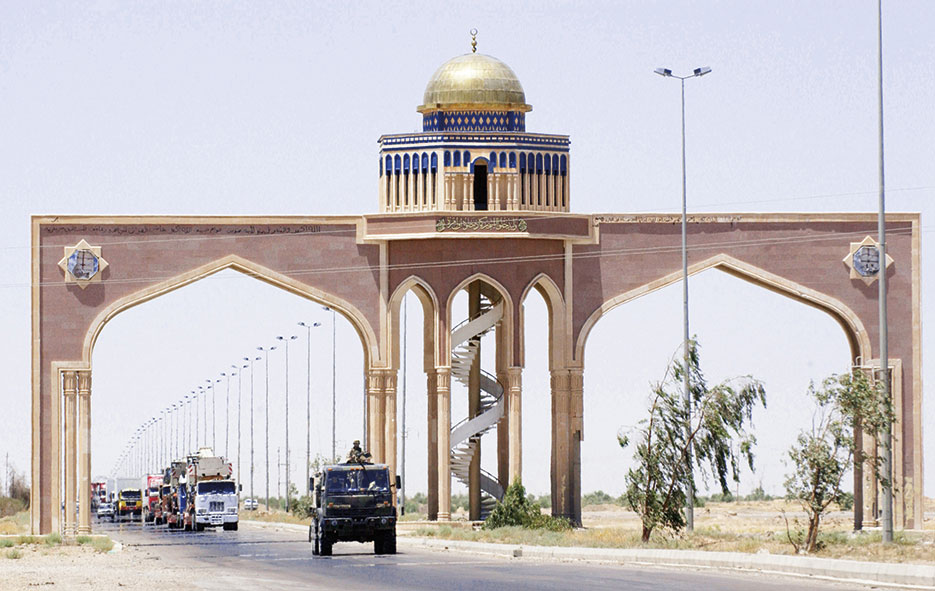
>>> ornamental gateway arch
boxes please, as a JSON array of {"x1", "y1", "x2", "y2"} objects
[{"x1": 31, "y1": 47, "x2": 922, "y2": 535}]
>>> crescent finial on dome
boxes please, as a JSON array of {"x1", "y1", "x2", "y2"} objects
[{"x1": 471, "y1": 28, "x2": 478, "y2": 54}]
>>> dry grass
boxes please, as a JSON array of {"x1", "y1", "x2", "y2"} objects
[
  {"x1": 0, "y1": 510, "x2": 29, "y2": 535},
  {"x1": 411, "y1": 499, "x2": 935, "y2": 565},
  {"x1": 242, "y1": 510, "x2": 311, "y2": 526}
]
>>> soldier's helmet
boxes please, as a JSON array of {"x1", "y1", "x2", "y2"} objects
[{"x1": 352, "y1": 440, "x2": 360, "y2": 446}]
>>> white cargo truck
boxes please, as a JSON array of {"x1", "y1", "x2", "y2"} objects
[{"x1": 186, "y1": 447, "x2": 239, "y2": 531}]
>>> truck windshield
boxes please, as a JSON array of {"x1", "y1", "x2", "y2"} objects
[
  {"x1": 121, "y1": 490, "x2": 141, "y2": 499},
  {"x1": 325, "y1": 469, "x2": 389, "y2": 493},
  {"x1": 198, "y1": 481, "x2": 236, "y2": 495}
]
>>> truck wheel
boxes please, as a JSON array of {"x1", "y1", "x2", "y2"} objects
[
  {"x1": 223, "y1": 522, "x2": 238, "y2": 531},
  {"x1": 312, "y1": 526, "x2": 320, "y2": 556},
  {"x1": 320, "y1": 537, "x2": 332, "y2": 556},
  {"x1": 195, "y1": 522, "x2": 205, "y2": 532},
  {"x1": 373, "y1": 536, "x2": 384, "y2": 555},
  {"x1": 384, "y1": 531, "x2": 397, "y2": 555}
]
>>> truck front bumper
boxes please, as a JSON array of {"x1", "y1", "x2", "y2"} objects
[
  {"x1": 195, "y1": 513, "x2": 239, "y2": 526},
  {"x1": 320, "y1": 516, "x2": 396, "y2": 537}
]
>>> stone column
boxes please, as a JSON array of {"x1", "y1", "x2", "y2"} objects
[
  {"x1": 569, "y1": 368, "x2": 584, "y2": 526},
  {"x1": 496, "y1": 369, "x2": 509, "y2": 489},
  {"x1": 550, "y1": 369, "x2": 571, "y2": 520},
  {"x1": 77, "y1": 370, "x2": 92, "y2": 535},
  {"x1": 426, "y1": 369, "x2": 438, "y2": 520},
  {"x1": 416, "y1": 172, "x2": 423, "y2": 210},
  {"x1": 62, "y1": 371, "x2": 77, "y2": 537},
  {"x1": 465, "y1": 175, "x2": 474, "y2": 211},
  {"x1": 408, "y1": 171, "x2": 414, "y2": 210},
  {"x1": 383, "y1": 371, "x2": 398, "y2": 479},
  {"x1": 507, "y1": 368, "x2": 522, "y2": 484},
  {"x1": 436, "y1": 367, "x2": 451, "y2": 520},
  {"x1": 467, "y1": 284, "x2": 482, "y2": 521},
  {"x1": 367, "y1": 370, "x2": 385, "y2": 462},
  {"x1": 490, "y1": 173, "x2": 498, "y2": 211}
]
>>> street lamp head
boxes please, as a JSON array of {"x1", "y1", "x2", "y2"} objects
[
  {"x1": 693, "y1": 66, "x2": 712, "y2": 77},
  {"x1": 313, "y1": 322, "x2": 321, "y2": 327},
  {"x1": 654, "y1": 67, "x2": 672, "y2": 77}
]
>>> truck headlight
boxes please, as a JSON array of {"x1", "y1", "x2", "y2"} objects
[
  {"x1": 196, "y1": 508, "x2": 206, "y2": 515},
  {"x1": 227, "y1": 508, "x2": 237, "y2": 514}
]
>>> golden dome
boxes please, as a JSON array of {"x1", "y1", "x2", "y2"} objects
[{"x1": 418, "y1": 53, "x2": 532, "y2": 113}]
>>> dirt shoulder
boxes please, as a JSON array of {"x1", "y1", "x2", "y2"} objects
[{"x1": 0, "y1": 543, "x2": 189, "y2": 591}]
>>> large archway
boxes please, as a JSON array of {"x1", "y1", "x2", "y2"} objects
[
  {"x1": 45, "y1": 253, "x2": 378, "y2": 535},
  {"x1": 576, "y1": 255, "x2": 891, "y2": 528}
]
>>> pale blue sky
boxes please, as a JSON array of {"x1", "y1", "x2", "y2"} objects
[{"x1": 1, "y1": 1, "x2": 932, "y2": 500}]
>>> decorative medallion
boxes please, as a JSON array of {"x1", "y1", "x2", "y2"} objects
[
  {"x1": 58, "y1": 239, "x2": 109, "y2": 289},
  {"x1": 843, "y1": 236, "x2": 893, "y2": 285}
]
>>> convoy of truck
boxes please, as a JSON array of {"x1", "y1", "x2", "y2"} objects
[{"x1": 96, "y1": 441, "x2": 402, "y2": 557}]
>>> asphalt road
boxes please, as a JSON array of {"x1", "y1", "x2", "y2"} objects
[{"x1": 97, "y1": 519, "x2": 872, "y2": 591}]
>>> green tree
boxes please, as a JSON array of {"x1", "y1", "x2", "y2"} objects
[
  {"x1": 783, "y1": 371, "x2": 891, "y2": 553},
  {"x1": 619, "y1": 339, "x2": 766, "y2": 542}
]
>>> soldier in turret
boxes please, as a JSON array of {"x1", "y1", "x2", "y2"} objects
[{"x1": 347, "y1": 440, "x2": 372, "y2": 464}]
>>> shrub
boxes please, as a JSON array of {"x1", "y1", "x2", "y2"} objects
[
  {"x1": 44, "y1": 533, "x2": 62, "y2": 546},
  {"x1": 581, "y1": 490, "x2": 615, "y2": 506},
  {"x1": 744, "y1": 487, "x2": 773, "y2": 502},
  {"x1": 91, "y1": 537, "x2": 114, "y2": 553},
  {"x1": 75, "y1": 535, "x2": 91, "y2": 545},
  {"x1": 0, "y1": 497, "x2": 25, "y2": 518},
  {"x1": 484, "y1": 480, "x2": 572, "y2": 532},
  {"x1": 290, "y1": 495, "x2": 315, "y2": 518},
  {"x1": 5, "y1": 548, "x2": 21, "y2": 559},
  {"x1": 0, "y1": 539, "x2": 13, "y2": 548}
]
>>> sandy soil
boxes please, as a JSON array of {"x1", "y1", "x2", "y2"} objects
[{"x1": 0, "y1": 543, "x2": 189, "y2": 591}]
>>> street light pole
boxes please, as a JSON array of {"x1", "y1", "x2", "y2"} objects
[
  {"x1": 237, "y1": 362, "x2": 247, "y2": 492},
  {"x1": 258, "y1": 345, "x2": 276, "y2": 511},
  {"x1": 299, "y1": 321, "x2": 321, "y2": 494},
  {"x1": 323, "y1": 306, "x2": 338, "y2": 459},
  {"x1": 245, "y1": 355, "x2": 261, "y2": 504},
  {"x1": 277, "y1": 335, "x2": 298, "y2": 512},
  {"x1": 654, "y1": 65, "x2": 712, "y2": 532},
  {"x1": 221, "y1": 371, "x2": 235, "y2": 459},
  {"x1": 401, "y1": 296, "x2": 407, "y2": 512},
  {"x1": 876, "y1": 0, "x2": 893, "y2": 543},
  {"x1": 193, "y1": 389, "x2": 201, "y2": 450}
]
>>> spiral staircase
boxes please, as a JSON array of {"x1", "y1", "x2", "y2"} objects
[{"x1": 449, "y1": 298, "x2": 505, "y2": 518}]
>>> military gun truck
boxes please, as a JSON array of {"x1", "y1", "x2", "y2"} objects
[{"x1": 309, "y1": 462, "x2": 400, "y2": 556}]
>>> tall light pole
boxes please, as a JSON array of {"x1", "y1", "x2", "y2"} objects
[
  {"x1": 401, "y1": 296, "x2": 407, "y2": 512},
  {"x1": 172, "y1": 403, "x2": 178, "y2": 460},
  {"x1": 258, "y1": 345, "x2": 276, "y2": 511},
  {"x1": 236, "y1": 362, "x2": 248, "y2": 488},
  {"x1": 277, "y1": 335, "x2": 298, "y2": 512},
  {"x1": 299, "y1": 321, "x2": 321, "y2": 495},
  {"x1": 196, "y1": 387, "x2": 205, "y2": 449},
  {"x1": 184, "y1": 396, "x2": 191, "y2": 455},
  {"x1": 654, "y1": 65, "x2": 712, "y2": 532},
  {"x1": 221, "y1": 370, "x2": 236, "y2": 459},
  {"x1": 876, "y1": 0, "x2": 893, "y2": 543},
  {"x1": 245, "y1": 355, "x2": 261, "y2": 503},
  {"x1": 323, "y1": 306, "x2": 338, "y2": 459}
]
